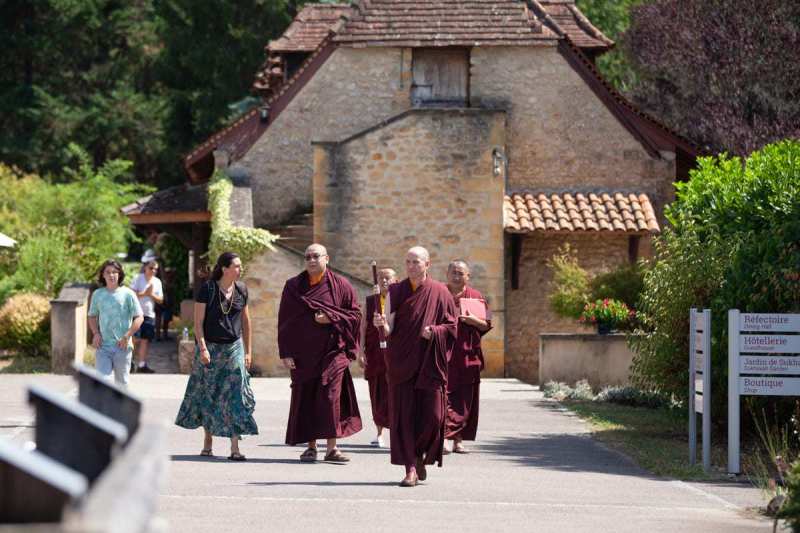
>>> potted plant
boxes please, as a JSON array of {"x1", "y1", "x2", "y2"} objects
[{"x1": 579, "y1": 298, "x2": 634, "y2": 334}]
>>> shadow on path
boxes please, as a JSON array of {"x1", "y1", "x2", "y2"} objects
[{"x1": 248, "y1": 481, "x2": 398, "y2": 487}]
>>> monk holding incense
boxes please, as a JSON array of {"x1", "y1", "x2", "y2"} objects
[
  {"x1": 373, "y1": 246, "x2": 457, "y2": 487},
  {"x1": 279, "y1": 243, "x2": 363, "y2": 463},
  {"x1": 359, "y1": 267, "x2": 397, "y2": 448},
  {"x1": 444, "y1": 260, "x2": 491, "y2": 454}
]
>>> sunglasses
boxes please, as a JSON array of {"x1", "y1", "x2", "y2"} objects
[
  {"x1": 147, "y1": 266, "x2": 158, "y2": 271},
  {"x1": 304, "y1": 253, "x2": 324, "y2": 261}
]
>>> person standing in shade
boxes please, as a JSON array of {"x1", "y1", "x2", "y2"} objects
[
  {"x1": 278, "y1": 243, "x2": 362, "y2": 464},
  {"x1": 374, "y1": 246, "x2": 457, "y2": 487},
  {"x1": 88, "y1": 260, "x2": 144, "y2": 386},
  {"x1": 175, "y1": 252, "x2": 257, "y2": 461},
  {"x1": 358, "y1": 267, "x2": 397, "y2": 448},
  {"x1": 444, "y1": 260, "x2": 491, "y2": 454},
  {"x1": 130, "y1": 260, "x2": 163, "y2": 373}
]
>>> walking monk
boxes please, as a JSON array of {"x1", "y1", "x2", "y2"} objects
[
  {"x1": 373, "y1": 246, "x2": 457, "y2": 486},
  {"x1": 444, "y1": 260, "x2": 491, "y2": 454},
  {"x1": 359, "y1": 267, "x2": 397, "y2": 448},
  {"x1": 278, "y1": 244, "x2": 363, "y2": 463}
]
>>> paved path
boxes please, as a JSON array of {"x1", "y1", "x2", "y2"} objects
[{"x1": 1, "y1": 375, "x2": 770, "y2": 532}]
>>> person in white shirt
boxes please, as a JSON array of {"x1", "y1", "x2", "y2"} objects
[{"x1": 131, "y1": 260, "x2": 164, "y2": 373}]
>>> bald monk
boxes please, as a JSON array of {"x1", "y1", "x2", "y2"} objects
[
  {"x1": 358, "y1": 267, "x2": 397, "y2": 448},
  {"x1": 278, "y1": 244, "x2": 363, "y2": 463},
  {"x1": 444, "y1": 260, "x2": 491, "y2": 454},
  {"x1": 374, "y1": 246, "x2": 457, "y2": 487}
]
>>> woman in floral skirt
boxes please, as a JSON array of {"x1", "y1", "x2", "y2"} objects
[{"x1": 175, "y1": 252, "x2": 258, "y2": 460}]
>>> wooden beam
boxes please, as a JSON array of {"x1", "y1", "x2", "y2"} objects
[
  {"x1": 511, "y1": 233, "x2": 523, "y2": 290},
  {"x1": 127, "y1": 212, "x2": 211, "y2": 225}
]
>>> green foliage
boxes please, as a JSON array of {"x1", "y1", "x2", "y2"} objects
[
  {"x1": 542, "y1": 380, "x2": 595, "y2": 401},
  {"x1": 629, "y1": 140, "x2": 800, "y2": 420},
  {"x1": 778, "y1": 460, "x2": 800, "y2": 531},
  {"x1": 154, "y1": 233, "x2": 190, "y2": 308},
  {"x1": 575, "y1": 0, "x2": 644, "y2": 91},
  {"x1": 0, "y1": 150, "x2": 150, "y2": 299},
  {"x1": 594, "y1": 386, "x2": 671, "y2": 409},
  {"x1": 580, "y1": 298, "x2": 634, "y2": 330},
  {"x1": 589, "y1": 264, "x2": 644, "y2": 309},
  {"x1": 207, "y1": 172, "x2": 277, "y2": 266},
  {"x1": 547, "y1": 245, "x2": 591, "y2": 319},
  {"x1": 0, "y1": 293, "x2": 51, "y2": 356}
]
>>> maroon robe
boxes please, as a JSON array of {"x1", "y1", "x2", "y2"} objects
[
  {"x1": 445, "y1": 285, "x2": 491, "y2": 441},
  {"x1": 278, "y1": 269, "x2": 363, "y2": 444},
  {"x1": 386, "y1": 277, "x2": 457, "y2": 467},
  {"x1": 364, "y1": 294, "x2": 390, "y2": 429}
]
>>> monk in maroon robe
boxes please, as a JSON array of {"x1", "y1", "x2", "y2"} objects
[
  {"x1": 278, "y1": 244, "x2": 362, "y2": 463},
  {"x1": 374, "y1": 246, "x2": 457, "y2": 487},
  {"x1": 358, "y1": 267, "x2": 397, "y2": 448},
  {"x1": 444, "y1": 260, "x2": 491, "y2": 454}
]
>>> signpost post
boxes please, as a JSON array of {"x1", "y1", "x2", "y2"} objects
[
  {"x1": 728, "y1": 310, "x2": 800, "y2": 474},
  {"x1": 689, "y1": 309, "x2": 711, "y2": 471}
]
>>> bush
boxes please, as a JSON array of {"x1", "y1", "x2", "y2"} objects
[
  {"x1": 542, "y1": 380, "x2": 594, "y2": 401},
  {"x1": 778, "y1": 460, "x2": 800, "y2": 531},
  {"x1": 630, "y1": 140, "x2": 800, "y2": 423},
  {"x1": 0, "y1": 293, "x2": 51, "y2": 356},
  {"x1": 547, "y1": 245, "x2": 591, "y2": 319},
  {"x1": 589, "y1": 263, "x2": 644, "y2": 309},
  {"x1": 594, "y1": 386, "x2": 672, "y2": 409}
]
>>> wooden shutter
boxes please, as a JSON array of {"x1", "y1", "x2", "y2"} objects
[{"x1": 411, "y1": 48, "x2": 469, "y2": 106}]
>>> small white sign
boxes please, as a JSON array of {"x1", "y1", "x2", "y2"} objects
[
  {"x1": 695, "y1": 351, "x2": 704, "y2": 372},
  {"x1": 740, "y1": 334, "x2": 800, "y2": 353},
  {"x1": 695, "y1": 376, "x2": 704, "y2": 394},
  {"x1": 695, "y1": 313, "x2": 708, "y2": 333},
  {"x1": 740, "y1": 376, "x2": 800, "y2": 396},
  {"x1": 740, "y1": 314, "x2": 800, "y2": 332},
  {"x1": 741, "y1": 355, "x2": 800, "y2": 375},
  {"x1": 694, "y1": 331, "x2": 705, "y2": 353},
  {"x1": 694, "y1": 393, "x2": 703, "y2": 414}
]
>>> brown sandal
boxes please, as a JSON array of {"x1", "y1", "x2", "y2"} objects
[
  {"x1": 323, "y1": 448, "x2": 350, "y2": 463},
  {"x1": 200, "y1": 448, "x2": 213, "y2": 457},
  {"x1": 300, "y1": 447, "x2": 318, "y2": 463}
]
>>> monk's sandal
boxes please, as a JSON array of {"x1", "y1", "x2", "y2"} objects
[
  {"x1": 323, "y1": 448, "x2": 350, "y2": 463},
  {"x1": 300, "y1": 447, "x2": 318, "y2": 463}
]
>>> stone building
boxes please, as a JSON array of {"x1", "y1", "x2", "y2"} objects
[{"x1": 142, "y1": 1, "x2": 697, "y2": 382}]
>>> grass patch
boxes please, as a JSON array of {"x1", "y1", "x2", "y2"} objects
[
  {"x1": 562, "y1": 400, "x2": 726, "y2": 480},
  {"x1": 0, "y1": 354, "x2": 50, "y2": 374}
]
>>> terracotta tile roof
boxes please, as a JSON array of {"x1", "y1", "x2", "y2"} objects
[
  {"x1": 334, "y1": 0, "x2": 559, "y2": 47},
  {"x1": 269, "y1": 4, "x2": 351, "y2": 52},
  {"x1": 504, "y1": 191, "x2": 660, "y2": 234},
  {"x1": 537, "y1": 1, "x2": 613, "y2": 49}
]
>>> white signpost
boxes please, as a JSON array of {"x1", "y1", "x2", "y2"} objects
[
  {"x1": 689, "y1": 309, "x2": 711, "y2": 471},
  {"x1": 728, "y1": 310, "x2": 800, "y2": 474}
]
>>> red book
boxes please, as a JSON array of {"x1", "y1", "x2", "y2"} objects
[{"x1": 459, "y1": 298, "x2": 487, "y2": 320}]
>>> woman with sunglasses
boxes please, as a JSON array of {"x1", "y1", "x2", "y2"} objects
[{"x1": 175, "y1": 252, "x2": 258, "y2": 460}]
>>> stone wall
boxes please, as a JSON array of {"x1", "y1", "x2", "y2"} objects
[
  {"x1": 243, "y1": 244, "x2": 371, "y2": 376},
  {"x1": 505, "y1": 232, "x2": 648, "y2": 382},
  {"x1": 470, "y1": 46, "x2": 675, "y2": 216},
  {"x1": 312, "y1": 108, "x2": 507, "y2": 377},
  {"x1": 231, "y1": 47, "x2": 412, "y2": 228},
  {"x1": 539, "y1": 333, "x2": 635, "y2": 388}
]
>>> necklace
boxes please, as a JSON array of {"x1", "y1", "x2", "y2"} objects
[{"x1": 218, "y1": 282, "x2": 235, "y2": 315}]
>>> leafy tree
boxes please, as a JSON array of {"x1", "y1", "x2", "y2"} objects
[
  {"x1": 0, "y1": 146, "x2": 150, "y2": 300},
  {"x1": 623, "y1": 0, "x2": 800, "y2": 156},
  {"x1": 630, "y1": 140, "x2": 800, "y2": 424},
  {"x1": 0, "y1": 0, "x2": 168, "y2": 184},
  {"x1": 153, "y1": 0, "x2": 298, "y2": 165},
  {"x1": 575, "y1": 0, "x2": 644, "y2": 92}
]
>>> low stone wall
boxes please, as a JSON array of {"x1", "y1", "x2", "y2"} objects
[{"x1": 538, "y1": 333, "x2": 634, "y2": 388}]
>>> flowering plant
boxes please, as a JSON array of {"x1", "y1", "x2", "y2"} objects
[{"x1": 579, "y1": 298, "x2": 635, "y2": 331}]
